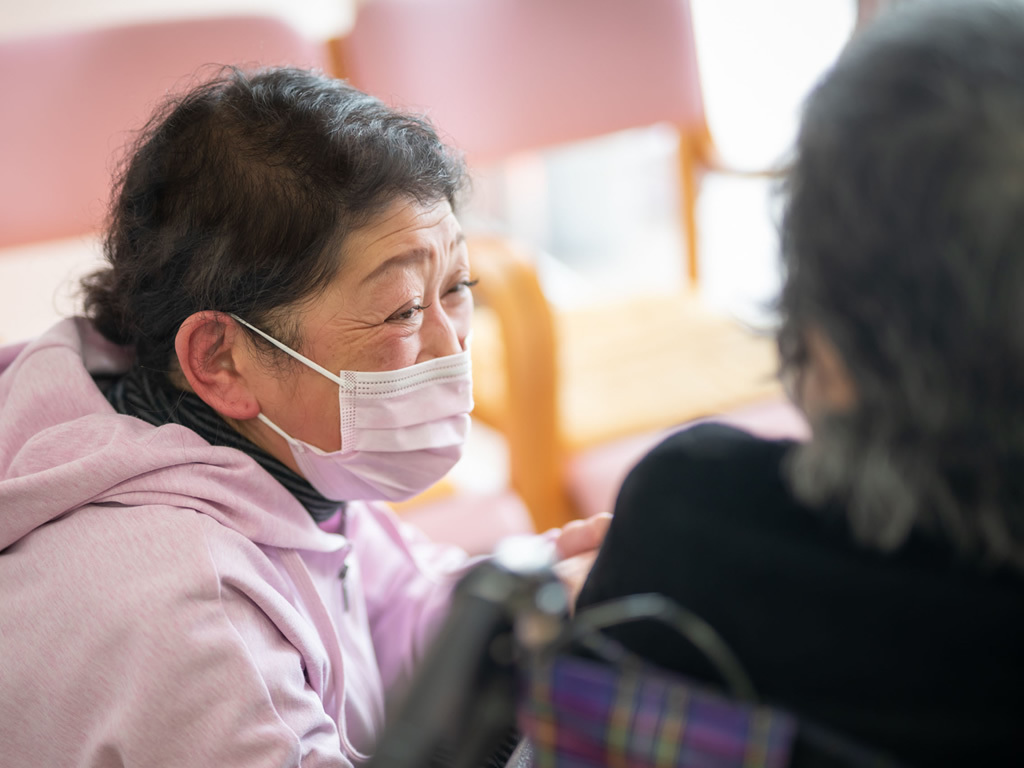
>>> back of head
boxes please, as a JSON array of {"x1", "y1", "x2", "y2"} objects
[
  {"x1": 778, "y1": 0, "x2": 1024, "y2": 566},
  {"x1": 83, "y1": 67, "x2": 464, "y2": 371}
]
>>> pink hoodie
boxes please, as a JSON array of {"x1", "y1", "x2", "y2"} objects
[{"x1": 0, "y1": 318, "x2": 477, "y2": 767}]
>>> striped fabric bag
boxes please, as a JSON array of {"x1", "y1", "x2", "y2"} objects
[{"x1": 518, "y1": 654, "x2": 797, "y2": 768}]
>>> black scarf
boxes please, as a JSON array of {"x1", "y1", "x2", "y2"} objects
[{"x1": 99, "y1": 365, "x2": 343, "y2": 524}]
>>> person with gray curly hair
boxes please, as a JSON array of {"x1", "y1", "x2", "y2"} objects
[{"x1": 577, "y1": 1, "x2": 1024, "y2": 764}]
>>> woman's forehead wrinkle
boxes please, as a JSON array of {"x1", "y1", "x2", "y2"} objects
[
  {"x1": 331, "y1": 200, "x2": 460, "y2": 293},
  {"x1": 361, "y1": 203, "x2": 452, "y2": 249}
]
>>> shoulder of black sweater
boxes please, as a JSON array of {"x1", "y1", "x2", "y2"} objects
[
  {"x1": 620, "y1": 421, "x2": 796, "y2": 497},
  {"x1": 611, "y1": 421, "x2": 1024, "y2": 575},
  {"x1": 581, "y1": 421, "x2": 1015, "y2": 608},
  {"x1": 578, "y1": 419, "x2": 1024, "y2": 646},
  {"x1": 605, "y1": 421, "x2": 836, "y2": 556}
]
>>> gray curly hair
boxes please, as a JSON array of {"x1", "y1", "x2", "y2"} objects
[{"x1": 778, "y1": 0, "x2": 1024, "y2": 569}]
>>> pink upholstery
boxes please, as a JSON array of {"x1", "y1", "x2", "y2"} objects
[
  {"x1": 342, "y1": 0, "x2": 705, "y2": 164},
  {"x1": 567, "y1": 398, "x2": 810, "y2": 520},
  {"x1": 0, "y1": 16, "x2": 329, "y2": 249}
]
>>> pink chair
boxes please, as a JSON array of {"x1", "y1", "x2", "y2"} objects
[
  {"x1": 333, "y1": 0, "x2": 785, "y2": 529},
  {"x1": 0, "y1": 16, "x2": 329, "y2": 249}
]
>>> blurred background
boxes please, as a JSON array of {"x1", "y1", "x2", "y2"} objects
[
  {"x1": 0, "y1": 0, "x2": 856, "y2": 336},
  {"x1": 0, "y1": 0, "x2": 866, "y2": 550}
]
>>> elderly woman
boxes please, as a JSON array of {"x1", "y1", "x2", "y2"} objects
[
  {"x1": 578, "y1": 1, "x2": 1024, "y2": 765},
  {"x1": 0, "y1": 68, "x2": 604, "y2": 766}
]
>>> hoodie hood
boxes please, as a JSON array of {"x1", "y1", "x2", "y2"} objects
[{"x1": 0, "y1": 318, "x2": 344, "y2": 554}]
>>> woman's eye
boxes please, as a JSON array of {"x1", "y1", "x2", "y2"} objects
[
  {"x1": 388, "y1": 304, "x2": 428, "y2": 323},
  {"x1": 446, "y1": 278, "x2": 479, "y2": 296}
]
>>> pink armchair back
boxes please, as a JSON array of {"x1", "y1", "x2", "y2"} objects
[
  {"x1": 0, "y1": 16, "x2": 329, "y2": 249},
  {"x1": 337, "y1": 0, "x2": 706, "y2": 165}
]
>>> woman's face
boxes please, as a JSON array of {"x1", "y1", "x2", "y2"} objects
[{"x1": 243, "y1": 196, "x2": 472, "y2": 458}]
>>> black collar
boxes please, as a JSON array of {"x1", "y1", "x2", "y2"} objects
[{"x1": 100, "y1": 365, "x2": 344, "y2": 525}]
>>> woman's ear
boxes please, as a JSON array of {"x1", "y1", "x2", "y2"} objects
[{"x1": 174, "y1": 311, "x2": 261, "y2": 420}]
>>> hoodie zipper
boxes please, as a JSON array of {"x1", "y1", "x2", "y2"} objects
[
  {"x1": 280, "y1": 547, "x2": 370, "y2": 763},
  {"x1": 338, "y1": 549, "x2": 350, "y2": 612}
]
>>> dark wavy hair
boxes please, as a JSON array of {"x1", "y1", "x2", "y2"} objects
[
  {"x1": 778, "y1": 0, "x2": 1024, "y2": 567},
  {"x1": 82, "y1": 67, "x2": 465, "y2": 371}
]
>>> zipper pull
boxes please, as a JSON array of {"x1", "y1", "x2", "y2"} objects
[{"x1": 338, "y1": 558, "x2": 350, "y2": 612}]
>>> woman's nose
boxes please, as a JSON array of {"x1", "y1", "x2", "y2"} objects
[{"x1": 418, "y1": 303, "x2": 464, "y2": 362}]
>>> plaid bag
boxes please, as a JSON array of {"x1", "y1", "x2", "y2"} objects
[
  {"x1": 366, "y1": 560, "x2": 900, "y2": 768},
  {"x1": 518, "y1": 654, "x2": 797, "y2": 768}
]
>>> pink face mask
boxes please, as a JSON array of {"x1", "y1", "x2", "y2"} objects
[{"x1": 230, "y1": 315, "x2": 473, "y2": 502}]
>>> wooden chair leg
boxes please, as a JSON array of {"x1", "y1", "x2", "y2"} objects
[
  {"x1": 468, "y1": 235, "x2": 576, "y2": 532},
  {"x1": 678, "y1": 131, "x2": 703, "y2": 289}
]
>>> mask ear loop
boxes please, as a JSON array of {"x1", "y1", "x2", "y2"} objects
[
  {"x1": 540, "y1": 593, "x2": 757, "y2": 704},
  {"x1": 229, "y1": 313, "x2": 349, "y2": 388}
]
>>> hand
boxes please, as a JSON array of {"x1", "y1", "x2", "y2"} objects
[
  {"x1": 542, "y1": 513, "x2": 611, "y2": 608},
  {"x1": 552, "y1": 550, "x2": 598, "y2": 607},
  {"x1": 549, "y1": 512, "x2": 612, "y2": 560}
]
